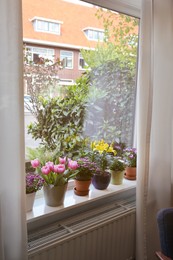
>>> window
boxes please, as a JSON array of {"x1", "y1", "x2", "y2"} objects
[
  {"x1": 60, "y1": 50, "x2": 73, "y2": 69},
  {"x1": 31, "y1": 17, "x2": 62, "y2": 35},
  {"x1": 59, "y1": 79, "x2": 74, "y2": 85},
  {"x1": 79, "y1": 53, "x2": 87, "y2": 69},
  {"x1": 83, "y1": 27, "x2": 104, "y2": 41},
  {"x1": 26, "y1": 46, "x2": 54, "y2": 63},
  {"x1": 24, "y1": 3, "x2": 139, "y2": 158},
  {"x1": 23, "y1": 0, "x2": 140, "y2": 233}
]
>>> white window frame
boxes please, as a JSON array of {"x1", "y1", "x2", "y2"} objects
[
  {"x1": 26, "y1": 0, "x2": 140, "y2": 227},
  {"x1": 60, "y1": 50, "x2": 73, "y2": 69},
  {"x1": 25, "y1": 46, "x2": 55, "y2": 63},
  {"x1": 78, "y1": 53, "x2": 87, "y2": 70},
  {"x1": 30, "y1": 16, "x2": 63, "y2": 35},
  {"x1": 83, "y1": 27, "x2": 104, "y2": 41},
  {"x1": 81, "y1": 0, "x2": 141, "y2": 18},
  {"x1": 59, "y1": 79, "x2": 74, "y2": 85}
]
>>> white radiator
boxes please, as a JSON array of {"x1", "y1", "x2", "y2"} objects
[{"x1": 28, "y1": 196, "x2": 136, "y2": 260}]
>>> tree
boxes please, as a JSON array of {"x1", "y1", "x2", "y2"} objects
[
  {"x1": 24, "y1": 9, "x2": 139, "y2": 154},
  {"x1": 24, "y1": 49, "x2": 90, "y2": 155},
  {"x1": 80, "y1": 10, "x2": 139, "y2": 146}
]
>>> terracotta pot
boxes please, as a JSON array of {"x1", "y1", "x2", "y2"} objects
[
  {"x1": 110, "y1": 170, "x2": 124, "y2": 185},
  {"x1": 43, "y1": 183, "x2": 67, "y2": 207},
  {"x1": 74, "y1": 179, "x2": 91, "y2": 196},
  {"x1": 26, "y1": 192, "x2": 36, "y2": 212},
  {"x1": 124, "y1": 167, "x2": 136, "y2": 180},
  {"x1": 92, "y1": 172, "x2": 111, "y2": 190}
]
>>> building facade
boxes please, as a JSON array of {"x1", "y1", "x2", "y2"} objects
[{"x1": 22, "y1": 0, "x2": 110, "y2": 87}]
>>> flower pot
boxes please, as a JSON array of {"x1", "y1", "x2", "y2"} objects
[
  {"x1": 110, "y1": 170, "x2": 124, "y2": 185},
  {"x1": 26, "y1": 192, "x2": 36, "y2": 212},
  {"x1": 43, "y1": 183, "x2": 67, "y2": 207},
  {"x1": 74, "y1": 179, "x2": 91, "y2": 196},
  {"x1": 124, "y1": 167, "x2": 136, "y2": 180},
  {"x1": 92, "y1": 172, "x2": 111, "y2": 190}
]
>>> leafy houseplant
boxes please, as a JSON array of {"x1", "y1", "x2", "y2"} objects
[
  {"x1": 25, "y1": 172, "x2": 44, "y2": 212},
  {"x1": 109, "y1": 157, "x2": 126, "y2": 185},
  {"x1": 73, "y1": 157, "x2": 97, "y2": 196},
  {"x1": 90, "y1": 140, "x2": 117, "y2": 190},
  {"x1": 90, "y1": 139, "x2": 117, "y2": 174},
  {"x1": 74, "y1": 158, "x2": 97, "y2": 181},
  {"x1": 123, "y1": 148, "x2": 137, "y2": 180},
  {"x1": 31, "y1": 157, "x2": 78, "y2": 206},
  {"x1": 123, "y1": 148, "x2": 137, "y2": 167},
  {"x1": 109, "y1": 157, "x2": 126, "y2": 172}
]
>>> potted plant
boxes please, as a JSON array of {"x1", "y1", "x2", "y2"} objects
[
  {"x1": 109, "y1": 157, "x2": 126, "y2": 185},
  {"x1": 89, "y1": 139, "x2": 117, "y2": 190},
  {"x1": 26, "y1": 172, "x2": 45, "y2": 212},
  {"x1": 73, "y1": 157, "x2": 98, "y2": 196},
  {"x1": 31, "y1": 156, "x2": 78, "y2": 206},
  {"x1": 123, "y1": 148, "x2": 137, "y2": 180}
]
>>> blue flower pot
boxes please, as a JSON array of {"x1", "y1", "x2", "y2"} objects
[{"x1": 92, "y1": 172, "x2": 111, "y2": 190}]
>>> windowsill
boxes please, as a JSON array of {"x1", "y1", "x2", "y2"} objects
[{"x1": 27, "y1": 179, "x2": 136, "y2": 224}]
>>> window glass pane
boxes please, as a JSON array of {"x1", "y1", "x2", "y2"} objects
[
  {"x1": 24, "y1": 3, "x2": 139, "y2": 157},
  {"x1": 49, "y1": 22, "x2": 59, "y2": 33},
  {"x1": 37, "y1": 20, "x2": 48, "y2": 31},
  {"x1": 79, "y1": 53, "x2": 87, "y2": 69},
  {"x1": 84, "y1": 29, "x2": 104, "y2": 41},
  {"x1": 60, "y1": 51, "x2": 73, "y2": 68},
  {"x1": 26, "y1": 46, "x2": 54, "y2": 63},
  {"x1": 88, "y1": 30, "x2": 93, "y2": 39},
  {"x1": 34, "y1": 19, "x2": 60, "y2": 34}
]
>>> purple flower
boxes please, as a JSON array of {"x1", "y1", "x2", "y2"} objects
[
  {"x1": 123, "y1": 147, "x2": 137, "y2": 167},
  {"x1": 26, "y1": 172, "x2": 44, "y2": 194}
]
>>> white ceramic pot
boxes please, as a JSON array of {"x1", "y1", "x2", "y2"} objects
[{"x1": 26, "y1": 192, "x2": 36, "y2": 212}]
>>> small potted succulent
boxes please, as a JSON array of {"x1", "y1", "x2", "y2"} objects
[
  {"x1": 123, "y1": 148, "x2": 137, "y2": 180},
  {"x1": 26, "y1": 172, "x2": 45, "y2": 212},
  {"x1": 109, "y1": 157, "x2": 126, "y2": 185},
  {"x1": 73, "y1": 157, "x2": 97, "y2": 196}
]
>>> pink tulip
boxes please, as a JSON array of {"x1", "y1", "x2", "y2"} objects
[
  {"x1": 59, "y1": 157, "x2": 66, "y2": 164},
  {"x1": 31, "y1": 159, "x2": 40, "y2": 168},
  {"x1": 46, "y1": 161, "x2": 54, "y2": 171},
  {"x1": 68, "y1": 160, "x2": 78, "y2": 170},
  {"x1": 54, "y1": 164, "x2": 65, "y2": 174},
  {"x1": 41, "y1": 165, "x2": 51, "y2": 175}
]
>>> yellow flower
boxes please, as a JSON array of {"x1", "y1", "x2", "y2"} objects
[{"x1": 91, "y1": 139, "x2": 117, "y2": 155}]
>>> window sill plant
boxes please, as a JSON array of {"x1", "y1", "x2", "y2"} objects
[
  {"x1": 73, "y1": 157, "x2": 98, "y2": 196},
  {"x1": 89, "y1": 139, "x2": 117, "y2": 190},
  {"x1": 31, "y1": 157, "x2": 78, "y2": 206},
  {"x1": 26, "y1": 172, "x2": 45, "y2": 212},
  {"x1": 123, "y1": 148, "x2": 137, "y2": 180},
  {"x1": 109, "y1": 157, "x2": 126, "y2": 185}
]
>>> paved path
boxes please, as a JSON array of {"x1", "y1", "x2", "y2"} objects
[{"x1": 24, "y1": 112, "x2": 40, "y2": 156}]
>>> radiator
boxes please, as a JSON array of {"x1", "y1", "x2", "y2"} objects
[{"x1": 28, "y1": 195, "x2": 136, "y2": 260}]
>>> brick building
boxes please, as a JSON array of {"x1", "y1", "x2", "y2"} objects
[{"x1": 22, "y1": 0, "x2": 110, "y2": 86}]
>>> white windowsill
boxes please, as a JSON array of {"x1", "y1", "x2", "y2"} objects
[{"x1": 26, "y1": 179, "x2": 136, "y2": 223}]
